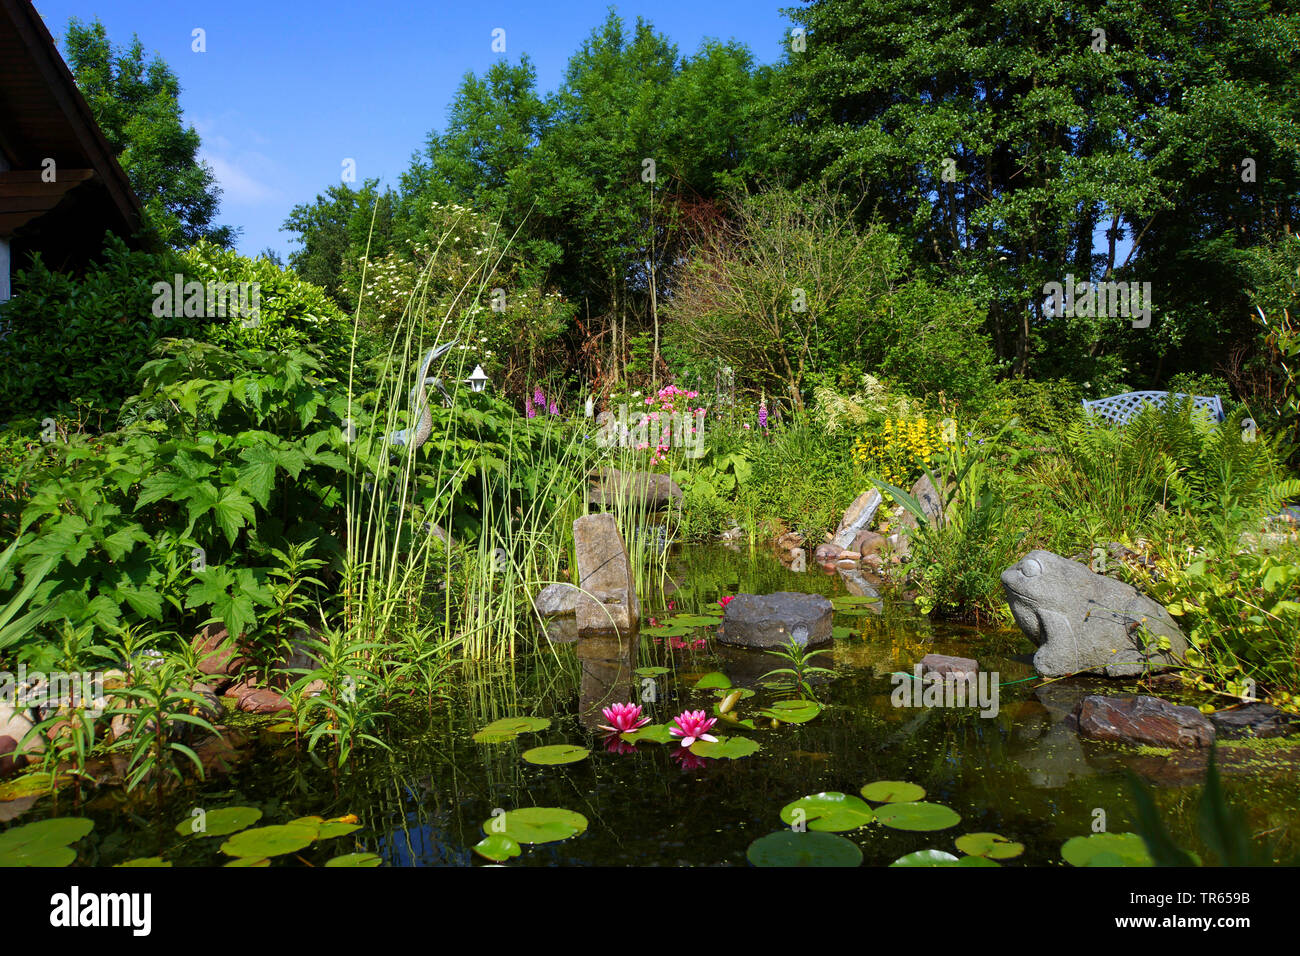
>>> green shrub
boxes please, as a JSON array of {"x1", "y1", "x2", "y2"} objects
[{"x1": 0, "y1": 234, "x2": 198, "y2": 423}]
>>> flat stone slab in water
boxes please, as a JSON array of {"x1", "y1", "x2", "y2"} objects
[
  {"x1": 1070, "y1": 694, "x2": 1214, "y2": 749},
  {"x1": 717, "y1": 592, "x2": 833, "y2": 649},
  {"x1": 1210, "y1": 703, "x2": 1300, "y2": 739},
  {"x1": 920, "y1": 654, "x2": 978, "y2": 678}
]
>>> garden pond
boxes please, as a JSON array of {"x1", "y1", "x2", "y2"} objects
[{"x1": 4, "y1": 544, "x2": 1299, "y2": 867}]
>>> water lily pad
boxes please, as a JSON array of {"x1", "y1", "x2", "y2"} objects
[
  {"x1": 690, "y1": 735, "x2": 761, "y2": 759},
  {"x1": 713, "y1": 686, "x2": 755, "y2": 700},
  {"x1": 175, "y1": 806, "x2": 263, "y2": 839},
  {"x1": 957, "y1": 854, "x2": 1001, "y2": 867},
  {"x1": 472, "y1": 716, "x2": 551, "y2": 742},
  {"x1": 620, "y1": 723, "x2": 676, "y2": 745},
  {"x1": 481, "y1": 807, "x2": 588, "y2": 845},
  {"x1": 780, "y1": 792, "x2": 876, "y2": 832},
  {"x1": 641, "y1": 625, "x2": 691, "y2": 638},
  {"x1": 473, "y1": 833, "x2": 522, "y2": 862},
  {"x1": 694, "y1": 671, "x2": 732, "y2": 689},
  {"x1": 316, "y1": 817, "x2": 363, "y2": 840},
  {"x1": 860, "y1": 780, "x2": 926, "y2": 803},
  {"x1": 0, "y1": 817, "x2": 93, "y2": 867},
  {"x1": 634, "y1": 666, "x2": 671, "y2": 676},
  {"x1": 890, "y1": 849, "x2": 960, "y2": 866},
  {"x1": 747, "y1": 830, "x2": 863, "y2": 867},
  {"x1": 832, "y1": 626, "x2": 857, "y2": 639},
  {"x1": 220, "y1": 822, "x2": 319, "y2": 858},
  {"x1": 757, "y1": 699, "x2": 822, "y2": 723},
  {"x1": 831, "y1": 595, "x2": 881, "y2": 607},
  {"x1": 325, "y1": 852, "x2": 382, "y2": 867},
  {"x1": 0, "y1": 771, "x2": 67, "y2": 801},
  {"x1": 715, "y1": 712, "x2": 757, "y2": 729},
  {"x1": 264, "y1": 721, "x2": 296, "y2": 733},
  {"x1": 521, "y1": 744, "x2": 590, "y2": 765},
  {"x1": 1061, "y1": 832, "x2": 1152, "y2": 867},
  {"x1": 115, "y1": 857, "x2": 172, "y2": 867},
  {"x1": 874, "y1": 801, "x2": 961, "y2": 832},
  {"x1": 834, "y1": 607, "x2": 880, "y2": 616},
  {"x1": 666, "y1": 615, "x2": 723, "y2": 627},
  {"x1": 955, "y1": 832, "x2": 1024, "y2": 859},
  {"x1": 224, "y1": 856, "x2": 270, "y2": 867}
]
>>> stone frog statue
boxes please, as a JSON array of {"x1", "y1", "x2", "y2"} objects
[{"x1": 1001, "y1": 550, "x2": 1188, "y2": 677}]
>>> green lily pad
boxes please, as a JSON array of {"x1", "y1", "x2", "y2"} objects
[
  {"x1": 473, "y1": 833, "x2": 522, "y2": 862},
  {"x1": 472, "y1": 716, "x2": 551, "y2": 742},
  {"x1": 666, "y1": 615, "x2": 723, "y2": 627},
  {"x1": 0, "y1": 771, "x2": 67, "y2": 801},
  {"x1": 780, "y1": 792, "x2": 876, "y2": 832},
  {"x1": 955, "y1": 832, "x2": 1025, "y2": 859},
  {"x1": 633, "y1": 666, "x2": 671, "y2": 676},
  {"x1": 316, "y1": 818, "x2": 363, "y2": 840},
  {"x1": 690, "y1": 735, "x2": 761, "y2": 759},
  {"x1": 834, "y1": 607, "x2": 880, "y2": 616},
  {"x1": 957, "y1": 855, "x2": 1001, "y2": 867},
  {"x1": 694, "y1": 671, "x2": 732, "y2": 689},
  {"x1": 831, "y1": 595, "x2": 881, "y2": 607},
  {"x1": 0, "y1": 817, "x2": 93, "y2": 867},
  {"x1": 860, "y1": 780, "x2": 926, "y2": 803},
  {"x1": 325, "y1": 852, "x2": 382, "y2": 867},
  {"x1": 832, "y1": 626, "x2": 857, "y2": 639},
  {"x1": 713, "y1": 686, "x2": 755, "y2": 700},
  {"x1": 642, "y1": 625, "x2": 691, "y2": 638},
  {"x1": 747, "y1": 830, "x2": 863, "y2": 867},
  {"x1": 757, "y1": 699, "x2": 822, "y2": 723},
  {"x1": 874, "y1": 801, "x2": 962, "y2": 832},
  {"x1": 224, "y1": 856, "x2": 270, "y2": 867},
  {"x1": 620, "y1": 723, "x2": 676, "y2": 745},
  {"x1": 521, "y1": 744, "x2": 590, "y2": 765},
  {"x1": 1061, "y1": 832, "x2": 1153, "y2": 867},
  {"x1": 220, "y1": 822, "x2": 319, "y2": 858},
  {"x1": 890, "y1": 849, "x2": 960, "y2": 866},
  {"x1": 175, "y1": 806, "x2": 263, "y2": 839},
  {"x1": 481, "y1": 807, "x2": 588, "y2": 845},
  {"x1": 114, "y1": 857, "x2": 172, "y2": 867}
]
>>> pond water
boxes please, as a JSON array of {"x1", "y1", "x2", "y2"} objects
[{"x1": 8, "y1": 543, "x2": 1300, "y2": 866}]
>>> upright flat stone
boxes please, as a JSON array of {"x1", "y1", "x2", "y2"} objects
[
  {"x1": 573, "y1": 514, "x2": 640, "y2": 635},
  {"x1": 717, "y1": 592, "x2": 833, "y2": 649},
  {"x1": 832, "y1": 490, "x2": 883, "y2": 549}
]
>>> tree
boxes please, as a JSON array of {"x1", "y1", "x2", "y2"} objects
[
  {"x1": 282, "y1": 180, "x2": 397, "y2": 311},
  {"x1": 63, "y1": 18, "x2": 234, "y2": 247},
  {"x1": 772, "y1": 0, "x2": 1300, "y2": 387}
]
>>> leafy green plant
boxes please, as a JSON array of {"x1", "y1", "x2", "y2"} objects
[{"x1": 758, "y1": 637, "x2": 836, "y2": 701}]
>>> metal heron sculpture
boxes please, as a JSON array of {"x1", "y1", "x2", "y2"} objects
[{"x1": 389, "y1": 340, "x2": 456, "y2": 452}]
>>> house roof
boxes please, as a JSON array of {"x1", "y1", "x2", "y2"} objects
[{"x1": 0, "y1": 0, "x2": 143, "y2": 242}]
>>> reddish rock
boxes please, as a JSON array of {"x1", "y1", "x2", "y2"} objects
[
  {"x1": 236, "y1": 688, "x2": 291, "y2": 715},
  {"x1": 813, "y1": 542, "x2": 840, "y2": 564},
  {"x1": 920, "y1": 653, "x2": 979, "y2": 679},
  {"x1": 1072, "y1": 695, "x2": 1215, "y2": 749},
  {"x1": 851, "y1": 530, "x2": 886, "y2": 556},
  {"x1": 192, "y1": 624, "x2": 245, "y2": 677}
]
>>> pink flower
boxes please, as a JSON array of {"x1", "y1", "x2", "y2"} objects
[
  {"x1": 599, "y1": 702, "x2": 651, "y2": 734},
  {"x1": 548, "y1": 401, "x2": 559, "y2": 415},
  {"x1": 533, "y1": 386, "x2": 546, "y2": 406},
  {"x1": 526, "y1": 403, "x2": 537, "y2": 418},
  {"x1": 718, "y1": 595, "x2": 735, "y2": 609},
  {"x1": 669, "y1": 710, "x2": 718, "y2": 748},
  {"x1": 671, "y1": 748, "x2": 712, "y2": 770}
]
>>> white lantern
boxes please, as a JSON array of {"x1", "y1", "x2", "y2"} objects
[{"x1": 468, "y1": 365, "x2": 489, "y2": 393}]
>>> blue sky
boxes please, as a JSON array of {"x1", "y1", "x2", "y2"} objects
[{"x1": 32, "y1": 1, "x2": 795, "y2": 259}]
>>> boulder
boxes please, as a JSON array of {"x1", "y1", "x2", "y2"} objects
[
  {"x1": 920, "y1": 654, "x2": 978, "y2": 679},
  {"x1": 533, "y1": 582, "x2": 579, "y2": 618},
  {"x1": 1209, "y1": 703, "x2": 1300, "y2": 740},
  {"x1": 192, "y1": 624, "x2": 244, "y2": 679},
  {"x1": 813, "y1": 542, "x2": 840, "y2": 564},
  {"x1": 899, "y1": 474, "x2": 945, "y2": 531},
  {"x1": 851, "y1": 530, "x2": 886, "y2": 556},
  {"x1": 716, "y1": 592, "x2": 833, "y2": 650},
  {"x1": 832, "y1": 490, "x2": 883, "y2": 550},
  {"x1": 1001, "y1": 550, "x2": 1188, "y2": 677},
  {"x1": 1071, "y1": 694, "x2": 1215, "y2": 749},
  {"x1": 573, "y1": 513, "x2": 640, "y2": 635},
  {"x1": 0, "y1": 703, "x2": 41, "y2": 777},
  {"x1": 587, "y1": 467, "x2": 683, "y2": 510}
]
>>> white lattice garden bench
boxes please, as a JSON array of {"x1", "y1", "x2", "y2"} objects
[{"x1": 1082, "y1": 391, "x2": 1224, "y2": 425}]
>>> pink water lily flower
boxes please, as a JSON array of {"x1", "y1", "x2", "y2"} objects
[
  {"x1": 669, "y1": 710, "x2": 718, "y2": 748},
  {"x1": 599, "y1": 702, "x2": 651, "y2": 735}
]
